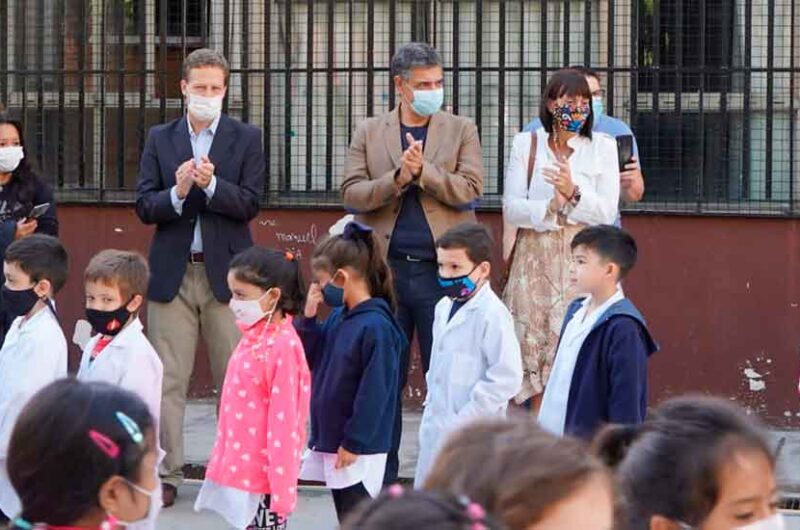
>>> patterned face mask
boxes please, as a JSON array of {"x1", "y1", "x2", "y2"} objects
[{"x1": 553, "y1": 102, "x2": 591, "y2": 133}]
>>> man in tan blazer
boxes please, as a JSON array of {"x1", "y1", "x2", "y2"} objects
[{"x1": 342, "y1": 42, "x2": 484, "y2": 484}]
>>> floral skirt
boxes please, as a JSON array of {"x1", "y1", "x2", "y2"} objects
[{"x1": 502, "y1": 226, "x2": 583, "y2": 403}]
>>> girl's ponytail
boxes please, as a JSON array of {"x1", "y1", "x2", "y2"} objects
[{"x1": 365, "y1": 230, "x2": 396, "y2": 311}]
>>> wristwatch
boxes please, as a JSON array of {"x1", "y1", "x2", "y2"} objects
[{"x1": 569, "y1": 185, "x2": 582, "y2": 206}]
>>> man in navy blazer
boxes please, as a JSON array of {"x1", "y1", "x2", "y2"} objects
[{"x1": 135, "y1": 48, "x2": 264, "y2": 506}]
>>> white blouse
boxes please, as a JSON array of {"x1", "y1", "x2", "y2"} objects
[{"x1": 503, "y1": 129, "x2": 620, "y2": 232}]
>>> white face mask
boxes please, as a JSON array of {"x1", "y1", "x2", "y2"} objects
[
  {"x1": 0, "y1": 146, "x2": 24, "y2": 173},
  {"x1": 735, "y1": 513, "x2": 786, "y2": 530},
  {"x1": 229, "y1": 289, "x2": 277, "y2": 327},
  {"x1": 681, "y1": 513, "x2": 786, "y2": 530},
  {"x1": 186, "y1": 93, "x2": 223, "y2": 122},
  {"x1": 107, "y1": 480, "x2": 160, "y2": 527}
]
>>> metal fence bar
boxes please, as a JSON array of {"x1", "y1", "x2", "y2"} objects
[
  {"x1": 497, "y1": 0, "x2": 506, "y2": 195},
  {"x1": 0, "y1": 1, "x2": 7, "y2": 108},
  {"x1": 241, "y1": 0, "x2": 251, "y2": 124},
  {"x1": 539, "y1": 0, "x2": 547, "y2": 92},
  {"x1": 562, "y1": 0, "x2": 569, "y2": 66},
  {"x1": 325, "y1": 0, "x2": 334, "y2": 191},
  {"x1": 696, "y1": 0, "x2": 706, "y2": 207},
  {"x1": 138, "y1": 0, "x2": 148, "y2": 174},
  {"x1": 116, "y1": 1, "x2": 125, "y2": 189},
  {"x1": 263, "y1": 0, "x2": 272, "y2": 197},
  {"x1": 56, "y1": 0, "x2": 65, "y2": 188},
  {"x1": 35, "y1": 0, "x2": 44, "y2": 171},
  {"x1": 77, "y1": 0, "x2": 86, "y2": 187},
  {"x1": 366, "y1": 0, "x2": 375, "y2": 117},
  {"x1": 474, "y1": 0, "x2": 482, "y2": 135},
  {"x1": 583, "y1": 0, "x2": 591, "y2": 66},
  {"x1": 451, "y1": 1, "x2": 460, "y2": 114},
  {"x1": 765, "y1": 0, "x2": 775, "y2": 200},
  {"x1": 305, "y1": 0, "x2": 313, "y2": 190},
  {"x1": 283, "y1": 0, "x2": 292, "y2": 191},
  {"x1": 742, "y1": 0, "x2": 752, "y2": 199},
  {"x1": 100, "y1": 0, "x2": 108, "y2": 196}
]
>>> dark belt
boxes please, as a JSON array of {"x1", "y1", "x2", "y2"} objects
[
  {"x1": 189, "y1": 252, "x2": 205, "y2": 263},
  {"x1": 389, "y1": 254, "x2": 436, "y2": 264}
]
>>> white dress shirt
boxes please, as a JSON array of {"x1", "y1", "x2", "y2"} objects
[
  {"x1": 170, "y1": 115, "x2": 220, "y2": 253},
  {"x1": 503, "y1": 130, "x2": 620, "y2": 231},
  {"x1": 538, "y1": 289, "x2": 625, "y2": 436}
]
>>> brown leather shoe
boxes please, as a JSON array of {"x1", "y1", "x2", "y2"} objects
[{"x1": 162, "y1": 483, "x2": 178, "y2": 508}]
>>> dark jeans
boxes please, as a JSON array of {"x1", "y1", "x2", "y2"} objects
[
  {"x1": 385, "y1": 258, "x2": 444, "y2": 484},
  {"x1": 332, "y1": 482, "x2": 371, "y2": 523}
]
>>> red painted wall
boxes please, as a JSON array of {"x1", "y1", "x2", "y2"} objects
[{"x1": 56, "y1": 206, "x2": 800, "y2": 426}]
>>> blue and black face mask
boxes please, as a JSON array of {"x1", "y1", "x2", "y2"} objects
[{"x1": 437, "y1": 266, "x2": 480, "y2": 301}]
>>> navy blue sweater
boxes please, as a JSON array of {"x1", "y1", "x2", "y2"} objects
[
  {"x1": 560, "y1": 297, "x2": 659, "y2": 439},
  {"x1": 296, "y1": 298, "x2": 406, "y2": 454}
]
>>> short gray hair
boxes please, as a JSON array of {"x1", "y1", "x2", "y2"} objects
[
  {"x1": 391, "y1": 42, "x2": 442, "y2": 79},
  {"x1": 182, "y1": 48, "x2": 230, "y2": 82}
]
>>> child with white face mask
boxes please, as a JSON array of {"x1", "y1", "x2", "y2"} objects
[
  {"x1": 7, "y1": 379, "x2": 160, "y2": 530},
  {"x1": 594, "y1": 395, "x2": 785, "y2": 530},
  {"x1": 195, "y1": 247, "x2": 310, "y2": 530}
]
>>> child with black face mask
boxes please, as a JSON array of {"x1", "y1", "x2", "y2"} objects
[
  {"x1": 0, "y1": 234, "x2": 68, "y2": 523},
  {"x1": 414, "y1": 223, "x2": 522, "y2": 488},
  {"x1": 76, "y1": 249, "x2": 164, "y2": 530}
]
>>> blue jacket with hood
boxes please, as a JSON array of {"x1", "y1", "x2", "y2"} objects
[
  {"x1": 296, "y1": 297, "x2": 406, "y2": 454},
  {"x1": 559, "y1": 297, "x2": 659, "y2": 439}
]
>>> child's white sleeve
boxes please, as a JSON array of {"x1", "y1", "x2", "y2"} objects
[
  {"x1": 118, "y1": 355, "x2": 163, "y2": 427},
  {"x1": 0, "y1": 334, "x2": 67, "y2": 458},
  {"x1": 455, "y1": 310, "x2": 523, "y2": 422}
]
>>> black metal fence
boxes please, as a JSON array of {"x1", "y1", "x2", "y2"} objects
[{"x1": 0, "y1": 0, "x2": 797, "y2": 215}]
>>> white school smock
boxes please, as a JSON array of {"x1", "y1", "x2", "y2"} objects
[
  {"x1": 414, "y1": 284, "x2": 523, "y2": 488},
  {"x1": 503, "y1": 130, "x2": 620, "y2": 232},
  {"x1": 299, "y1": 449, "x2": 387, "y2": 499},
  {"x1": 77, "y1": 317, "x2": 165, "y2": 530},
  {"x1": 0, "y1": 307, "x2": 67, "y2": 517}
]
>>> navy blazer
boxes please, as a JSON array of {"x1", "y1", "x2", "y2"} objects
[{"x1": 135, "y1": 114, "x2": 265, "y2": 303}]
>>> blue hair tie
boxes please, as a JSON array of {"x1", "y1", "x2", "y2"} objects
[
  {"x1": 342, "y1": 221, "x2": 373, "y2": 242},
  {"x1": 13, "y1": 518, "x2": 33, "y2": 529}
]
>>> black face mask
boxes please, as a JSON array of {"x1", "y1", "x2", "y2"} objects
[
  {"x1": 1, "y1": 285, "x2": 41, "y2": 319},
  {"x1": 86, "y1": 300, "x2": 133, "y2": 336}
]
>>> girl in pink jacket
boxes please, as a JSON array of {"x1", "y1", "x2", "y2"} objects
[{"x1": 195, "y1": 248, "x2": 310, "y2": 530}]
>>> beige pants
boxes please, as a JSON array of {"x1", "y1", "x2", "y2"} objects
[{"x1": 148, "y1": 263, "x2": 240, "y2": 488}]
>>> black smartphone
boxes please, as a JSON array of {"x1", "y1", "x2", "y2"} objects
[
  {"x1": 616, "y1": 135, "x2": 634, "y2": 171},
  {"x1": 27, "y1": 202, "x2": 50, "y2": 221}
]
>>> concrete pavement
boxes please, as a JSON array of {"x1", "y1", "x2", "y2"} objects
[{"x1": 157, "y1": 482, "x2": 338, "y2": 530}]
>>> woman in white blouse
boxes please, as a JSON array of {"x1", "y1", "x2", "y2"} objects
[{"x1": 502, "y1": 69, "x2": 620, "y2": 410}]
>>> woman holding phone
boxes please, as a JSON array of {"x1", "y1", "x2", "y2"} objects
[
  {"x1": 0, "y1": 111, "x2": 59, "y2": 344},
  {"x1": 501, "y1": 69, "x2": 619, "y2": 412}
]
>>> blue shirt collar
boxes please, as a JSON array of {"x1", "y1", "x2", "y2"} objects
[{"x1": 187, "y1": 113, "x2": 221, "y2": 139}]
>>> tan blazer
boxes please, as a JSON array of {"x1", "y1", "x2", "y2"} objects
[{"x1": 342, "y1": 108, "x2": 484, "y2": 253}]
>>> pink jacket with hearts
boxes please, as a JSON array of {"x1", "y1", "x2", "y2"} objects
[{"x1": 205, "y1": 315, "x2": 311, "y2": 517}]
